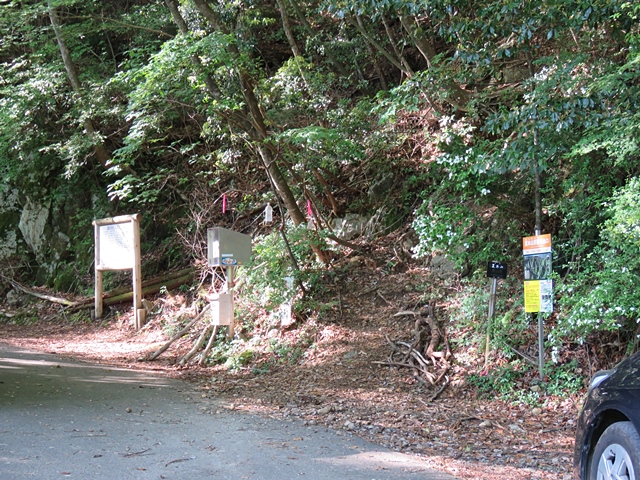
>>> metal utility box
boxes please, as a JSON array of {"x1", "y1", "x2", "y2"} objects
[
  {"x1": 207, "y1": 227, "x2": 252, "y2": 266},
  {"x1": 210, "y1": 292, "x2": 233, "y2": 325}
]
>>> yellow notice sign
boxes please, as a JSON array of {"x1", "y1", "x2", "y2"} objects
[
  {"x1": 524, "y1": 279, "x2": 554, "y2": 313},
  {"x1": 524, "y1": 281, "x2": 541, "y2": 312}
]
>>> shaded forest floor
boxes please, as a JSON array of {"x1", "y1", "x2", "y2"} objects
[{"x1": 1, "y1": 237, "x2": 579, "y2": 480}]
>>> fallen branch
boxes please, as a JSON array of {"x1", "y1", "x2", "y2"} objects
[
  {"x1": 143, "y1": 305, "x2": 210, "y2": 361},
  {"x1": 2, "y1": 269, "x2": 196, "y2": 311},
  {"x1": 101, "y1": 268, "x2": 195, "y2": 298},
  {"x1": 179, "y1": 324, "x2": 214, "y2": 365},
  {"x1": 372, "y1": 360, "x2": 436, "y2": 384},
  {"x1": 393, "y1": 310, "x2": 418, "y2": 317},
  {"x1": 199, "y1": 325, "x2": 219, "y2": 366},
  {"x1": 67, "y1": 268, "x2": 195, "y2": 311},
  {"x1": 378, "y1": 304, "x2": 453, "y2": 394},
  {"x1": 428, "y1": 375, "x2": 450, "y2": 402},
  {"x1": 1, "y1": 276, "x2": 74, "y2": 306},
  {"x1": 502, "y1": 342, "x2": 537, "y2": 365}
]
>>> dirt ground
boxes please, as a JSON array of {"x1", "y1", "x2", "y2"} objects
[{"x1": 0, "y1": 258, "x2": 578, "y2": 480}]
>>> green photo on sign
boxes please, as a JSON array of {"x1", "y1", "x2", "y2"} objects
[{"x1": 524, "y1": 252, "x2": 552, "y2": 280}]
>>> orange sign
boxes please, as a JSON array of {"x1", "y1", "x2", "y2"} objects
[{"x1": 522, "y1": 234, "x2": 551, "y2": 255}]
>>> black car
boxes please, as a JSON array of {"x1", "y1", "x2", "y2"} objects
[{"x1": 574, "y1": 352, "x2": 640, "y2": 479}]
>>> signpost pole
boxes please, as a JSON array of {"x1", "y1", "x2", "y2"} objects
[
  {"x1": 538, "y1": 314, "x2": 544, "y2": 380},
  {"x1": 485, "y1": 261, "x2": 507, "y2": 368},
  {"x1": 522, "y1": 232, "x2": 551, "y2": 382},
  {"x1": 535, "y1": 228, "x2": 544, "y2": 381},
  {"x1": 485, "y1": 276, "x2": 498, "y2": 368},
  {"x1": 226, "y1": 266, "x2": 236, "y2": 339}
]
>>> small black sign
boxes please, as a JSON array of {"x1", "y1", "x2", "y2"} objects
[{"x1": 487, "y1": 261, "x2": 508, "y2": 279}]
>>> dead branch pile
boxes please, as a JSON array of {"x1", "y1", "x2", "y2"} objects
[
  {"x1": 375, "y1": 305, "x2": 453, "y2": 401},
  {"x1": 141, "y1": 304, "x2": 224, "y2": 366}
]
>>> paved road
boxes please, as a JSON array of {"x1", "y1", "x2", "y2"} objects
[{"x1": 0, "y1": 344, "x2": 455, "y2": 479}]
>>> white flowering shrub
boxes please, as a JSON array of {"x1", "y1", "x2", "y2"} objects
[
  {"x1": 554, "y1": 178, "x2": 640, "y2": 341},
  {"x1": 411, "y1": 121, "x2": 525, "y2": 269},
  {"x1": 412, "y1": 201, "x2": 475, "y2": 266}
]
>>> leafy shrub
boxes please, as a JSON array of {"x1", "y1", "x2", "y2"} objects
[
  {"x1": 267, "y1": 338, "x2": 305, "y2": 365},
  {"x1": 545, "y1": 360, "x2": 584, "y2": 396},
  {"x1": 466, "y1": 362, "x2": 540, "y2": 405},
  {"x1": 554, "y1": 178, "x2": 640, "y2": 343}
]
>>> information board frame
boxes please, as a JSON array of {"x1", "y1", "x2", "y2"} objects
[{"x1": 93, "y1": 214, "x2": 145, "y2": 329}]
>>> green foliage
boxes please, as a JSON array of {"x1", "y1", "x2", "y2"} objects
[
  {"x1": 545, "y1": 360, "x2": 584, "y2": 396},
  {"x1": 203, "y1": 338, "x2": 254, "y2": 371},
  {"x1": 467, "y1": 359, "x2": 581, "y2": 404},
  {"x1": 448, "y1": 278, "x2": 528, "y2": 354},
  {"x1": 0, "y1": 0, "x2": 639, "y2": 383},
  {"x1": 224, "y1": 347, "x2": 254, "y2": 371},
  {"x1": 412, "y1": 201, "x2": 475, "y2": 266},
  {"x1": 267, "y1": 337, "x2": 306, "y2": 365},
  {"x1": 467, "y1": 362, "x2": 540, "y2": 404},
  {"x1": 554, "y1": 178, "x2": 640, "y2": 341},
  {"x1": 571, "y1": 52, "x2": 640, "y2": 168},
  {"x1": 242, "y1": 226, "x2": 327, "y2": 316}
]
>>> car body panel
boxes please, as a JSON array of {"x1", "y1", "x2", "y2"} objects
[{"x1": 574, "y1": 352, "x2": 640, "y2": 479}]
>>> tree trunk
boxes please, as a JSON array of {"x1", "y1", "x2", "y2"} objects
[
  {"x1": 164, "y1": 0, "x2": 252, "y2": 133},
  {"x1": 285, "y1": 0, "x2": 350, "y2": 76},
  {"x1": 362, "y1": 17, "x2": 389, "y2": 89},
  {"x1": 275, "y1": 0, "x2": 302, "y2": 58},
  {"x1": 189, "y1": 0, "x2": 307, "y2": 226},
  {"x1": 165, "y1": 0, "x2": 222, "y2": 102},
  {"x1": 48, "y1": 2, "x2": 110, "y2": 169},
  {"x1": 399, "y1": 14, "x2": 438, "y2": 68},
  {"x1": 351, "y1": 15, "x2": 410, "y2": 76},
  {"x1": 399, "y1": 13, "x2": 472, "y2": 110},
  {"x1": 382, "y1": 15, "x2": 412, "y2": 81}
]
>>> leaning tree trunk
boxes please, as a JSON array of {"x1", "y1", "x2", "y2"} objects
[
  {"x1": 48, "y1": 2, "x2": 110, "y2": 169},
  {"x1": 275, "y1": 0, "x2": 302, "y2": 58},
  {"x1": 189, "y1": 0, "x2": 308, "y2": 227},
  {"x1": 399, "y1": 13, "x2": 472, "y2": 111},
  {"x1": 285, "y1": 0, "x2": 350, "y2": 76}
]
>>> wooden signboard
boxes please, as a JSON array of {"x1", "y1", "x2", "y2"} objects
[{"x1": 93, "y1": 214, "x2": 145, "y2": 329}]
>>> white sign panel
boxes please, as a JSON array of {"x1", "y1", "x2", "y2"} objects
[{"x1": 98, "y1": 222, "x2": 134, "y2": 270}]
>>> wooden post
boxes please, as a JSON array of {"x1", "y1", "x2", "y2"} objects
[
  {"x1": 132, "y1": 215, "x2": 145, "y2": 329},
  {"x1": 94, "y1": 222, "x2": 103, "y2": 320}
]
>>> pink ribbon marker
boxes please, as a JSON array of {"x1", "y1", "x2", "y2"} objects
[{"x1": 222, "y1": 194, "x2": 227, "y2": 214}]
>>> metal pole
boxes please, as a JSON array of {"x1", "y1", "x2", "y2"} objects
[
  {"x1": 485, "y1": 277, "x2": 498, "y2": 368},
  {"x1": 534, "y1": 228, "x2": 544, "y2": 381},
  {"x1": 225, "y1": 266, "x2": 235, "y2": 340},
  {"x1": 538, "y1": 313, "x2": 544, "y2": 381}
]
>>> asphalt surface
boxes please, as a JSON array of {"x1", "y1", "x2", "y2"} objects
[{"x1": 0, "y1": 343, "x2": 455, "y2": 479}]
